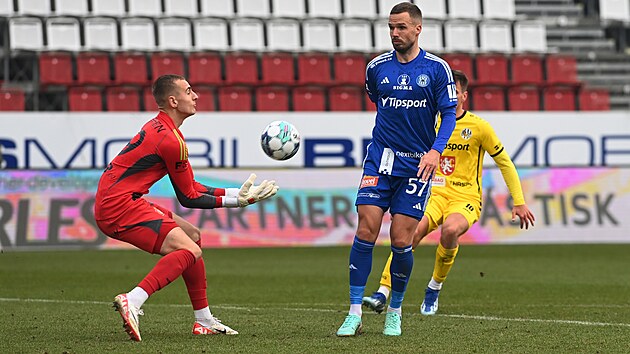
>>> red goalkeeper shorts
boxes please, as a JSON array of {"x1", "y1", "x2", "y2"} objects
[{"x1": 96, "y1": 198, "x2": 178, "y2": 254}]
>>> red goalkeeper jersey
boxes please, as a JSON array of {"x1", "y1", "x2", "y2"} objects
[{"x1": 95, "y1": 112, "x2": 224, "y2": 221}]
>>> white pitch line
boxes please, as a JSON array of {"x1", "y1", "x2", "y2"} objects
[{"x1": 2, "y1": 297, "x2": 630, "y2": 328}]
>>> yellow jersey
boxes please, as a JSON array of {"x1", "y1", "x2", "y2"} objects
[{"x1": 432, "y1": 111, "x2": 525, "y2": 206}]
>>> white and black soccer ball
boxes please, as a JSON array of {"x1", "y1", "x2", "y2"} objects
[{"x1": 260, "y1": 120, "x2": 300, "y2": 160}]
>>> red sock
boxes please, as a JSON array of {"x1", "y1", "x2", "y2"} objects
[
  {"x1": 182, "y1": 239, "x2": 208, "y2": 310},
  {"x1": 138, "y1": 249, "x2": 196, "y2": 295}
]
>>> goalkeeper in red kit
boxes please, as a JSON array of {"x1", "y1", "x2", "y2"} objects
[{"x1": 94, "y1": 74, "x2": 279, "y2": 341}]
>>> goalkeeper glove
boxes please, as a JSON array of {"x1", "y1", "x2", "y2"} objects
[{"x1": 225, "y1": 173, "x2": 279, "y2": 207}]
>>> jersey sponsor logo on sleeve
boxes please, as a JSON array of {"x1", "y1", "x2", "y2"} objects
[
  {"x1": 416, "y1": 74, "x2": 430, "y2": 87},
  {"x1": 360, "y1": 175, "x2": 379, "y2": 189},
  {"x1": 439, "y1": 156, "x2": 455, "y2": 176},
  {"x1": 175, "y1": 161, "x2": 189, "y2": 170}
]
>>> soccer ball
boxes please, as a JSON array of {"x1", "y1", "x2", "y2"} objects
[{"x1": 260, "y1": 121, "x2": 300, "y2": 160}]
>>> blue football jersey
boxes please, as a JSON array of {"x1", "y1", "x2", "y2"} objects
[{"x1": 364, "y1": 49, "x2": 457, "y2": 177}]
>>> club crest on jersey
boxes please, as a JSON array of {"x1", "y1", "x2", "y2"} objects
[
  {"x1": 360, "y1": 175, "x2": 379, "y2": 188},
  {"x1": 394, "y1": 74, "x2": 413, "y2": 90},
  {"x1": 416, "y1": 74, "x2": 430, "y2": 87},
  {"x1": 461, "y1": 128, "x2": 472, "y2": 140},
  {"x1": 440, "y1": 156, "x2": 456, "y2": 176}
]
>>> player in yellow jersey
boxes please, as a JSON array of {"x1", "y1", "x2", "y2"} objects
[{"x1": 362, "y1": 70, "x2": 536, "y2": 315}]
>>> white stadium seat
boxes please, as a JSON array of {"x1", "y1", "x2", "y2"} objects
[
  {"x1": 343, "y1": 0, "x2": 377, "y2": 18},
  {"x1": 414, "y1": 0, "x2": 447, "y2": 20},
  {"x1": 267, "y1": 18, "x2": 301, "y2": 51},
  {"x1": 373, "y1": 19, "x2": 391, "y2": 52},
  {"x1": 84, "y1": 17, "x2": 119, "y2": 51},
  {"x1": 514, "y1": 20, "x2": 547, "y2": 52},
  {"x1": 479, "y1": 21, "x2": 512, "y2": 52},
  {"x1": 0, "y1": 0, "x2": 14, "y2": 16},
  {"x1": 483, "y1": 0, "x2": 516, "y2": 20},
  {"x1": 231, "y1": 18, "x2": 265, "y2": 51},
  {"x1": 200, "y1": 0, "x2": 234, "y2": 17},
  {"x1": 9, "y1": 16, "x2": 44, "y2": 51},
  {"x1": 128, "y1": 0, "x2": 162, "y2": 17},
  {"x1": 121, "y1": 17, "x2": 156, "y2": 51},
  {"x1": 92, "y1": 0, "x2": 126, "y2": 17},
  {"x1": 339, "y1": 18, "x2": 372, "y2": 51},
  {"x1": 444, "y1": 20, "x2": 477, "y2": 52},
  {"x1": 193, "y1": 18, "x2": 229, "y2": 50},
  {"x1": 55, "y1": 0, "x2": 88, "y2": 16},
  {"x1": 272, "y1": 0, "x2": 306, "y2": 18},
  {"x1": 16, "y1": 0, "x2": 51, "y2": 16},
  {"x1": 419, "y1": 20, "x2": 444, "y2": 52},
  {"x1": 157, "y1": 18, "x2": 192, "y2": 51},
  {"x1": 448, "y1": 0, "x2": 481, "y2": 19},
  {"x1": 164, "y1": 0, "x2": 198, "y2": 17},
  {"x1": 599, "y1": 0, "x2": 630, "y2": 22},
  {"x1": 237, "y1": 0, "x2": 271, "y2": 18},
  {"x1": 307, "y1": 0, "x2": 342, "y2": 18},
  {"x1": 303, "y1": 18, "x2": 337, "y2": 51},
  {"x1": 46, "y1": 17, "x2": 81, "y2": 51}
]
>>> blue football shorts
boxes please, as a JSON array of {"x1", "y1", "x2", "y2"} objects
[{"x1": 355, "y1": 169, "x2": 431, "y2": 220}]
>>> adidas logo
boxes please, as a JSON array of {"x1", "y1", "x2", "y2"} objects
[
  {"x1": 392, "y1": 272, "x2": 407, "y2": 279},
  {"x1": 349, "y1": 264, "x2": 358, "y2": 270},
  {"x1": 412, "y1": 203, "x2": 423, "y2": 210},
  {"x1": 380, "y1": 77, "x2": 390, "y2": 84}
]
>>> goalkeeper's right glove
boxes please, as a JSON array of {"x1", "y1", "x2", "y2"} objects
[{"x1": 224, "y1": 173, "x2": 279, "y2": 207}]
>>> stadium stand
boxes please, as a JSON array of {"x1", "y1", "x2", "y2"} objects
[{"x1": 0, "y1": 0, "x2": 628, "y2": 111}]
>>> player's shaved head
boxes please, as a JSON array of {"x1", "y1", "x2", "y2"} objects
[
  {"x1": 452, "y1": 70, "x2": 469, "y2": 92},
  {"x1": 153, "y1": 74, "x2": 186, "y2": 108},
  {"x1": 390, "y1": 2, "x2": 423, "y2": 23}
]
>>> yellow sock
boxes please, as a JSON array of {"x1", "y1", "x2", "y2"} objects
[
  {"x1": 379, "y1": 252, "x2": 393, "y2": 290},
  {"x1": 432, "y1": 243, "x2": 459, "y2": 283}
]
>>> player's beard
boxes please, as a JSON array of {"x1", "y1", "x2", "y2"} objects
[{"x1": 392, "y1": 40, "x2": 414, "y2": 55}]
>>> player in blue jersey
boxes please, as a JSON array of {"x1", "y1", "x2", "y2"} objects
[{"x1": 336, "y1": 2, "x2": 457, "y2": 337}]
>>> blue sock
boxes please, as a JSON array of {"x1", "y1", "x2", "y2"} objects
[
  {"x1": 348, "y1": 236, "x2": 375, "y2": 305},
  {"x1": 389, "y1": 244, "x2": 413, "y2": 309}
]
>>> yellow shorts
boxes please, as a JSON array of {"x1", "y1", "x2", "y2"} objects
[{"x1": 424, "y1": 193, "x2": 481, "y2": 233}]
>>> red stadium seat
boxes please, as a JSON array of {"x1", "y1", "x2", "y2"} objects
[
  {"x1": 543, "y1": 86, "x2": 576, "y2": 111},
  {"x1": 114, "y1": 53, "x2": 149, "y2": 85},
  {"x1": 507, "y1": 85, "x2": 541, "y2": 111},
  {"x1": 329, "y1": 85, "x2": 363, "y2": 111},
  {"x1": 218, "y1": 86, "x2": 253, "y2": 111},
  {"x1": 106, "y1": 86, "x2": 141, "y2": 111},
  {"x1": 297, "y1": 53, "x2": 331, "y2": 85},
  {"x1": 475, "y1": 54, "x2": 508, "y2": 85},
  {"x1": 333, "y1": 53, "x2": 366, "y2": 85},
  {"x1": 39, "y1": 52, "x2": 73, "y2": 85},
  {"x1": 292, "y1": 86, "x2": 326, "y2": 111},
  {"x1": 471, "y1": 86, "x2": 506, "y2": 111},
  {"x1": 143, "y1": 86, "x2": 158, "y2": 111},
  {"x1": 194, "y1": 86, "x2": 216, "y2": 112},
  {"x1": 511, "y1": 54, "x2": 543, "y2": 85},
  {"x1": 0, "y1": 89, "x2": 25, "y2": 111},
  {"x1": 68, "y1": 86, "x2": 103, "y2": 111},
  {"x1": 76, "y1": 52, "x2": 111, "y2": 85},
  {"x1": 188, "y1": 52, "x2": 222, "y2": 85},
  {"x1": 225, "y1": 52, "x2": 259, "y2": 85},
  {"x1": 442, "y1": 53, "x2": 474, "y2": 79},
  {"x1": 545, "y1": 54, "x2": 579, "y2": 85},
  {"x1": 151, "y1": 52, "x2": 185, "y2": 80},
  {"x1": 579, "y1": 88, "x2": 610, "y2": 111},
  {"x1": 256, "y1": 86, "x2": 289, "y2": 111},
  {"x1": 261, "y1": 52, "x2": 295, "y2": 85}
]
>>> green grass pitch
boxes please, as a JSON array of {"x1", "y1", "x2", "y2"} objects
[{"x1": 1, "y1": 244, "x2": 629, "y2": 353}]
